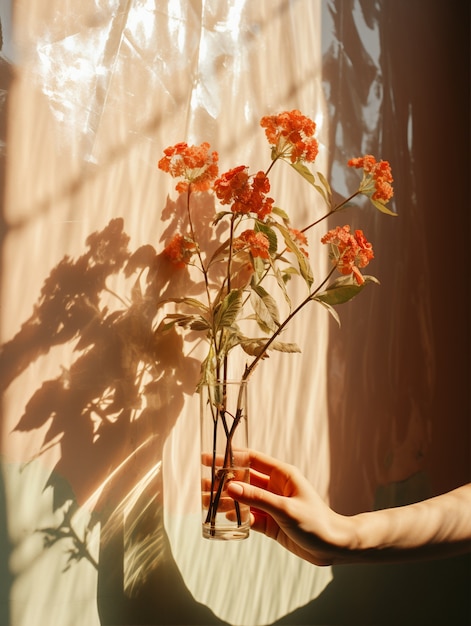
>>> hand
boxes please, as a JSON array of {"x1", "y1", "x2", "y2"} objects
[
  {"x1": 228, "y1": 450, "x2": 471, "y2": 565},
  {"x1": 227, "y1": 449, "x2": 352, "y2": 566}
]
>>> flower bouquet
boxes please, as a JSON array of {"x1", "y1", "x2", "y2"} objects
[{"x1": 157, "y1": 110, "x2": 395, "y2": 539}]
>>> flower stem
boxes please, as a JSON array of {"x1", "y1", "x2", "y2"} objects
[
  {"x1": 206, "y1": 385, "x2": 245, "y2": 532},
  {"x1": 264, "y1": 154, "x2": 282, "y2": 178},
  {"x1": 243, "y1": 265, "x2": 337, "y2": 382},
  {"x1": 186, "y1": 186, "x2": 212, "y2": 307},
  {"x1": 300, "y1": 190, "x2": 361, "y2": 234}
]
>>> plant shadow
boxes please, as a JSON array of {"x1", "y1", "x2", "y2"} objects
[{"x1": 0, "y1": 205, "x2": 229, "y2": 623}]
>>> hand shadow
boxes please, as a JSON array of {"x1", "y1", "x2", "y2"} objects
[{"x1": 1, "y1": 212, "x2": 228, "y2": 624}]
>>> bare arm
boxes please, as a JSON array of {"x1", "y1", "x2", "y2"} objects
[
  {"x1": 227, "y1": 449, "x2": 471, "y2": 566},
  {"x1": 351, "y1": 483, "x2": 471, "y2": 563}
]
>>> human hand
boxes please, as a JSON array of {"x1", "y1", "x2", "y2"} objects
[
  {"x1": 228, "y1": 450, "x2": 471, "y2": 565},
  {"x1": 227, "y1": 449, "x2": 353, "y2": 566}
]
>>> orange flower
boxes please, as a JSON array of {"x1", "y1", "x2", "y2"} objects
[
  {"x1": 163, "y1": 233, "x2": 196, "y2": 268},
  {"x1": 353, "y1": 229, "x2": 374, "y2": 269},
  {"x1": 289, "y1": 228, "x2": 309, "y2": 257},
  {"x1": 213, "y1": 165, "x2": 249, "y2": 204},
  {"x1": 158, "y1": 142, "x2": 219, "y2": 193},
  {"x1": 214, "y1": 167, "x2": 274, "y2": 220},
  {"x1": 260, "y1": 110, "x2": 319, "y2": 164},
  {"x1": 233, "y1": 229, "x2": 270, "y2": 259},
  {"x1": 321, "y1": 225, "x2": 374, "y2": 285},
  {"x1": 348, "y1": 155, "x2": 394, "y2": 203}
]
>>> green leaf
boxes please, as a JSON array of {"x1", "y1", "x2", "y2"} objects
[
  {"x1": 250, "y1": 285, "x2": 280, "y2": 333},
  {"x1": 220, "y1": 326, "x2": 245, "y2": 354},
  {"x1": 290, "y1": 161, "x2": 316, "y2": 186},
  {"x1": 239, "y1": 338, "x2": 270, "y2": 358},
  {"x1": 269, "y1": 260, "x2": 292, "y2": 308},
  {"x1": 268, "y1": 340, "x2": 301, "y2": 353},
  {"x1": 157, "y1": 296, "x2": 209, "y2": 312},
  {"x1": 282, "y1": 266, "x2": 299, "y2": 277},
  {"x1": 289, "y1": 163, "x2": 333, "y2": 210},
  {"x1": 309, "y1": 172, "x2": 333, "y2": 208},
  {"x1": 271, "y1": 206, "x2": 290, "y2": 223},
  {"x1": 370, "y1": 198, "x2": 398, "y2": 216},
  {"x1": 213, "y1": 289, "x2": 242, "y2": 329},
  {"x1": 315, "y1": 275, "x2": 379, "y2": 305},
  {"x1": 197, "y1": 349, "x2": 217, "y2": 391},
  {"x1": 316, "y1": 171, "x2": 333, "y2": 201},
  {"x1": 275, "y1": 222, "x2": 314, "y2": 288},
  {"x1": 239, "y1": 337, "x2": 301, "y2": 358},
  {"x1": 252, "y1": 255, "x2": 266, "y2": 281},
  {"x1": 313, "y1": 298, "x2": 341, "y2": 326},
  {"x1": 313, "y1": 184, "x2": 329, "y2": 206},
  {"x1": 157, "y1": 313, "x2": 206, "y2": 332},
  {"x1": 190, "y1": 318, "x2": 211, "y2": 331},
  {"x1": 254, "y1": 220, "x2": 278, "y2": 255}
]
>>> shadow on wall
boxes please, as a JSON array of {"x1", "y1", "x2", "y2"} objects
[{"x1": 0, "y1": 212, "x2": 229, "y2": 624}]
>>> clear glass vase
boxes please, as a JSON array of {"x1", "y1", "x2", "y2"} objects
[{"x1": 200, "y1": 379, "x2": 250, "y2": 540}]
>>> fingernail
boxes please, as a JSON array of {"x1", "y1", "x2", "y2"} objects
[{"x1": 229, "y1": 482, "x2": 243, "y2": 496}]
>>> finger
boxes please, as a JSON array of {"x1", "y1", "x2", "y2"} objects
[
  {"x1": 249, "y1": 468, "x2": 270, "y2": 490},
  {"x1": 227, "y1": 481, "x2": 284, "y2": 519},
  {"x1": 251, "y1": 510, "x2": 269, "y2": 534},
  {"x1": 225, "y1": 505, "x2": 269, "y2": 534},
  {"x1": 244, "y1": 449, "x2": 295, "y2": 479}
]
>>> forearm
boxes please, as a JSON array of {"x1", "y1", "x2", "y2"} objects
[
  {"x1": 338, "y1": 483, "x2": 471, "y2": 564},
  {"x1": 227, "y1": 449, "x2": 471, "y2": 566}
]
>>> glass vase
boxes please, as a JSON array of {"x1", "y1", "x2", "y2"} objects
[{"x1": 200, "y1": 379, "x2": 250, "y2": 540}]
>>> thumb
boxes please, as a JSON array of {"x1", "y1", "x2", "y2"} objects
[{"x1": 227, "y1": 481, "x2": 282, "y2": 517}]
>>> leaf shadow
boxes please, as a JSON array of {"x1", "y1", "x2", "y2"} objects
[{"x1": 1, "y1": 210, "x2": 227, "y2": 624}]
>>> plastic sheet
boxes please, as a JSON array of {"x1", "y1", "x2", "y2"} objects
[{"x1": 1, "y1": 1, "x2": 469, "y2": 625}]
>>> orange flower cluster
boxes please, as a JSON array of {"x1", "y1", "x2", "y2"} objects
[
  {"x1": 162, "y1": 233, "x2": 196, "y2": 268},
  {"x1": 348, "y1": 155, "x2": 393, "y2": 203},
  {"x1": 289, "y1": 228, "x2": 309, "y2": 257},
  {"x1": 158, "y1": 142, "x2": 219, "y2": 193},
  {"x1": 233, "y1": 229, "x2": 270, "y2": 259},
  {"x1": 321, "y1": 225, "x2": 374, "y2": 285},
  {"x1": 214, "y1": 166, "x2": 274, "y2": 220},
  {"x1": 260, "y1": 109, "x2": 319, "y2": 163}
]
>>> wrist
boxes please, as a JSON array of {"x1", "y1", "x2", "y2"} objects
[
  {"x1": 336, "y1": 509, "x2": 400, "y2": 563},
  {"x1": 322, "y1": 511, "x2": 361, "y2": 565}
]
